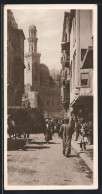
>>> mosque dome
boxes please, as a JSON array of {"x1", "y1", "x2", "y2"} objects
[
  {"x1": 40, "y1": 64, "x2": 50, "y2": 87},
  {"x1": 40, "y1": 64, "x2": 50, "y2": 80}
]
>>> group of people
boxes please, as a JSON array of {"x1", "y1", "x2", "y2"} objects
[
  {"x1": 44, "y1": 118, "x2": 75, "y2": 157},
  {"x1": 44, "y1": 117, "x2": 93, "y2": 158},
  {"x1": 75, "y1": 117, "x2": 93, "y2": 150},
  {"x1": 59, "y1": 117, "x2": 93, "y2": 157},
  {"x1": 8, "y1": 114, "x2": 92, "y2": 156}
]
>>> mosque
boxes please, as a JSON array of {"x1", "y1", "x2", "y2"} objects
[{"x1": 22, "y1": 25, "x2": 63, "y2": 119}]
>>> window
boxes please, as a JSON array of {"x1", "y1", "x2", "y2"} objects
[
  {"x1": 81, "y1": 73, "x2": 89, "y2": 87},
  {"x1": 27, "y1": 62, "x2": 30, "y2": 70}
]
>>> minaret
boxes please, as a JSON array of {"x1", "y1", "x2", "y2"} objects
[
  {"x1": 25, "y1": 25, "x2": 41, "y2": 92},
  {"x1": 28, "y1": 25, "x2": 38, "y2": 53}
]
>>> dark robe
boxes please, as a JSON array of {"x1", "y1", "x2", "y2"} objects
[
  {"x1": 45, "y1": 124, "x2": 52, "y2": 142},
  {"x1": 63, "y1": 123, "x2": 72, "y2": 156},
  {"x1": 59, "y1": 123, "x2": 65, "y2": 138}
]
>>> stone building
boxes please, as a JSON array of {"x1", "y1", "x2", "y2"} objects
[
  {"x1": 69, "y1": 10, "x2": 93, "y2": 122},
  {"x1": 7, "y1": 10, "x2": 25, "y2": 106},
  {"x1": 61, "y1": 12, "x2": 70, "y2": 119},
  {"x1": 61, "y1": 10, "x2": 93, "y2": 122},
  {"x1": 24, "y1": 25, "x2": 63, "y2": 119},
  {"x1": 38, "y1": 67, "x2": 62, "y2": 119}
]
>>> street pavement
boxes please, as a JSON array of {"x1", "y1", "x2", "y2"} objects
[
  {"x1": 71, "y1": 133, "x2": 93, "y2": 172},
  {"x1": 7, "y1": 133, "x2": 93, "y2": 185}
]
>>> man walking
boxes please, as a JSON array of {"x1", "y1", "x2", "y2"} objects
[
  {"x1": 63, "y1": 118, "x2": 74, "y2": 157},
  {"x1": 75, "y1": 118, "x2": 82, "y2": 141}
]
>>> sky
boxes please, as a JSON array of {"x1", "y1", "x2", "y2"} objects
[{"x1": 12, "y1": 9, "x2": 68, "y2": 70}]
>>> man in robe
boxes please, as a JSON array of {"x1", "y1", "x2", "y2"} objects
[{"x1": 63, "y1": 118, "x2": 74, "y2": 157}]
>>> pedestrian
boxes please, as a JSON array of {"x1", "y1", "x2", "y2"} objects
[
  {"x1": 44, "y1": 121, "x2": 52, "y2": 143},
  {"x1": 50, "y1": 119, "x2": 55, "y2": 135},
  {"x1": 75, "y1": 118, "x2": 82, "y2": 141},
  {"x1": 63, "y1": 118, "x2": 74, "y2": 157},
  {"x1": 79, "y1": 118, "x2": 88, "y2": 151},
  {"x1": 27, "y1": 133, "x2": 30, "y2": 142},
  {"x1": 70, "y1": 118, "x2": 75, "y2": 135},
  {"x1": 87, "y1": 120, "x2": 93, "y2": 144},
  {"x1": 58, "y1": 119, "x2": 65, "y2": 139},
  {"x1": 8, "y1": 116, "x2": 16, "y2": 139},
  {"x1": 24, "y1": 132, "x2": 26, "y2": 140},
  {"x1": 56, "y1": 120, "x2": 61, "y2": 134}
]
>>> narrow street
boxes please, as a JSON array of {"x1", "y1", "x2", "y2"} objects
[{"x1": 7, "y1": 134, "x2": 93, "y2": 185}]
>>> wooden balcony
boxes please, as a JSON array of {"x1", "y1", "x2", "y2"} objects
[{"x1": 61, "y1": 42, "x2": 70, "y2": 51}]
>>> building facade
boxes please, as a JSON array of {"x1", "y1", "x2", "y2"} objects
[
  {"x1": 61, "y1": 12, "x2": 70, "y2": 119},
  {"x1": 61, "y1": 10, "x2": 93, "y2": 123},
  {"x1": 69, "y1": 10, "x2": 93, "y2": 122},
  {"x1": 7, "y1": 10, "x2": 25, "y2": 106}
]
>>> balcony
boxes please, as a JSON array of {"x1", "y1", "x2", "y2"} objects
[
  {"x1": 61, "y1": 77, "x2": 66, "y2": 85},
  {"x1": 61, "y1": 42, "x2": 70, "y2": 51},
  {"x1": 61, "y1": 77, "x2": 70, "y2": 89},
  {"x1": 64, "y1": 61, "x2": 70, "y2": 68},
  {"x1": 63, "y1": 55, "x2": 70, "y2": 68},
  {"x1": 82, "y1": 46, "x2": 93, "y2": 69},
  {"x1": 66, "y1": 80, "x2": 70, "y2": 90}
]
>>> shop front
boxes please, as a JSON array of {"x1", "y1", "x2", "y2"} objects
[{"x1": 70, "y1": 94, "x2": 93, "y2": 144}]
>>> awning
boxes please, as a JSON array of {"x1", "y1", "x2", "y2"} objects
[
  {"x1": 82, "y1": 46, "x2": 93, "y2": 69},
  {"x1": 70, "y1": 93, "x2": 93, "y2": 107}
]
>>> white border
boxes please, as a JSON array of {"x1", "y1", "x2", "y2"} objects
[{"x1": 4, "y1": 4, "x2": 98, "y2": 190}]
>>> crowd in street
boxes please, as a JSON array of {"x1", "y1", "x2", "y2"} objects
[
  {"x1": 44, "y1": 117, "x2": 93, "y2": 158},
  {"x1": 7, "y1": 113, "x2": 93, "y2": 155}
]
